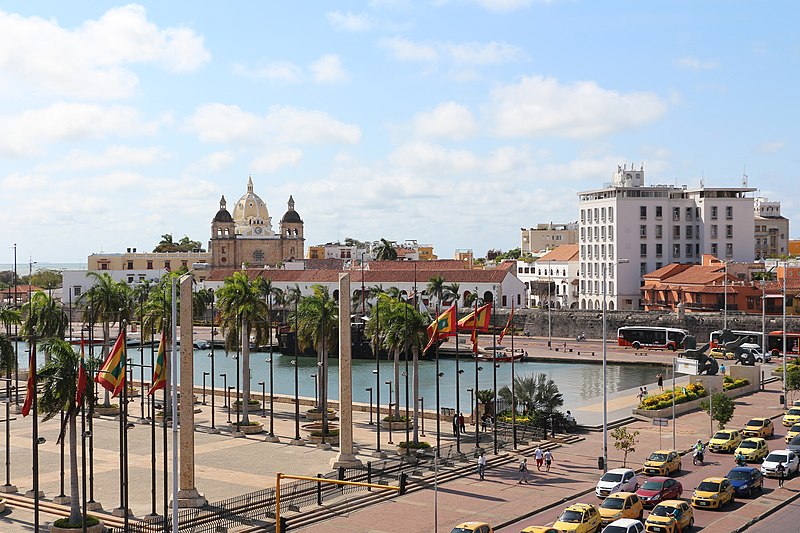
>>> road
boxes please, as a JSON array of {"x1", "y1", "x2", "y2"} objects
[{"x1": 498, "y1": 418, "x2": 795, "y2": 532}]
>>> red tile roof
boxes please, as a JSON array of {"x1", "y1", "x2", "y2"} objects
[
  {"x1": 537, "y1": 244, "x2": 579, "y2": 262},
  {"x1": 206, "y1": 267, "x2": 510, "y2": 284},
  {"x1": 366, "y1": 259, "x2": 467, "y2": 271}
]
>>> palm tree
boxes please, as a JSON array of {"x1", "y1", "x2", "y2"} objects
[
  {"x1": 374, "y1": 238, "x2": 398, "y2": 260},
  {"x1": 292, "y1": 285, "x2": 338, "y2": 435},
  {"x1": 215, "y1": 271, "x2": 269, "y2": 426},
  {"x1": 444, "y1": 283, "x2": 461, "y2": 307},
  {"x1": 426, "y1": 276, "x2": 446, "y2": 310},
  {"x1": 0, "y1": 307, "x2": 20, "y2": 375},
  {"x1": 37, "y1": 338, "x2": 94, "y2": 527},
  {"x1": 499, "y1": 372, "x2": 564, "y2": 432},
  {"x1": 464, "y1": 291, "x2": 484, "y2": 308},
  {"x1": 21, "y1": 291, "x2": 68, "y2": 340}
]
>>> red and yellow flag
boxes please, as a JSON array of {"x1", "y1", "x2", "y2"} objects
[
  {"x1": 424, "y1": 305, "x2": 457, "y2": 352},
  {"x1": 499, "y1": 303, "x2": 515, "y2": 345},
  {"x1": 95, "y1": 331, "x2": 126, "y2": 398},
  {"x1": 457, "y1": 303, "x2": 492, "y2": 332},
  {"x1": 21, "y1": 347, "x2": 36, "y2": 417},
  {"x1": 148, "y1": 330, "x2": 167, "y2": 395}
]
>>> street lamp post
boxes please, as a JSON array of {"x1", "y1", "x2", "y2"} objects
[
  {"x1": 603, "y1": 258, "x2": 628, "y2": 472},
  {"x1": 419, "y1": 397, "x2": 425, "y2": 436},
  {"x1": 783, "y1": 262, "x2": 787, "y2": 409},
  {"x1": 311, "y1": 374, "x2": 318, "y2": 406},
  {"x1": 202, "y1": 372, "x2": 209, "y2": 405},
  {"x1": 724, "y1": 260, "x2": 728, "y2": 330},
  {"x1": 467, "y1": 388, "x2": 474, "y2": 437},
  {"x1": 258, "y1": 381, "x2": 266, "y2": 417},
  {"x1": 548, "y1": 260, "x2": 552, "y2": 349},
  {"x1": 220, "y1": 373, "x2": 228, "y2": 408},
  {"x1": 366, "y1": 387, "x2": 373, "y2": 425},
  {"x1": 386, "y1": 381, "x2": 394, "y2": 444},
  {"x1": 227, "y1": 386, "x2": 234, "y2": 423},
  {"x1": 209, "y1": 290, "x2": 216, "y2": 432}
]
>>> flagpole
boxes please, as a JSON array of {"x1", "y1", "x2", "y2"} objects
[
  {"x1": 81, "y1": 334, "x2": 88, "y2": 533},
  {"x1": 492, "y1": 301, "x2": 497, "y2": 455},
  {"x1": 473, "y1": 295, "x2": 479, "y2": 452},
  {"x1": 123, "y1": 320, "x2": 130, "y2": 532},
  {"x1": 455, "y1": 316, "x2": 461, "y2": 456},
  {"x1": 434, "y1": 300, "x2": 441, "y2": 457},
  {"x1": 31, "y1": 338, "x2": 40, "y2": 533},
  {"x1": 149, "y1": 323, "x2": 157, "y2": 519},
  {"x1": 509, "y1": 306, "x2": 517, "y2": 450},
  {"x1": 171, "y1": 276, "x2": 179, "y2": 532},
  {"x1": 87, "y1": 304, "x2": 97, "y2": 508}
]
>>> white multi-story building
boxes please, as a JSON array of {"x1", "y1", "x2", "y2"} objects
[
  {"x1": 516, "y1": 244, "x2": 579, "y2": 309},
  {"x1": 754, "y1": 197, "x2": 789, "y2": 259},
  {"x1": 577, "y1": 165, "x2": 756, "y2": 310},
  {"x1": 520, "y1": 223, "x2": 578, "y2": 256}
]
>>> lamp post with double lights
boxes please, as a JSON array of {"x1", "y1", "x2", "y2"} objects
[{"x1": 603, "y1": 258, "x2": 628, "y2": 473}]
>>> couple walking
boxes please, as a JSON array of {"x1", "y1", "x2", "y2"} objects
[{"x1": 519, "y1": 447, "x2": 554, "y2": 483}]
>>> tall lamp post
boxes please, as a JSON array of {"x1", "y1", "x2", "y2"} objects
[
  {"x1": 603, "y1": 258, "x2": 628, "y2": 472},
  {"x1": 723, "y1": 260, "x2": 728, "y2": 330},
  {"x1": 385, "y1": 380, "x2": 394, "y2": 445},
  {"x1": 209, "y1": 289, "x2": 218, "y2": 434},
  {"x1": 548, "y1": 260, "x2": 552, "y2": 349},
  {"x1": 783, "y1": 261, "x2": 787, "y2": 409},
  {"x1": 366, "y1": 387, "x2": 373, "y2": 425}
]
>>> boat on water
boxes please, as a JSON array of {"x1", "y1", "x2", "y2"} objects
[{"x1": 475, "y1": 348, "x2": 526, "y2": 362}]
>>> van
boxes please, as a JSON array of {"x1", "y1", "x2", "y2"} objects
[{"x1": 738, "y1": 343, "x2": 770, "y2": 364}]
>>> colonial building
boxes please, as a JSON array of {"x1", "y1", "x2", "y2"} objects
[
  {"x1": 520, "y1": 222, "x2": 578, "y2": 256},
  {"x1": 516, "y1": 244, "x2": 579, "y2": 309},
  {"x1": 754, "y1": 197, "x2": 789, "y2": 259}
]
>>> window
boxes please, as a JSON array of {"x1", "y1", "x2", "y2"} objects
[
  {"x1": 726, "y1": 225, "x2": 733, "y2": 238},
  {"x1": 656, "y1": 244, "x2": 663, "y2": 257},
  {"x1": 726, "y1": 243, "x2": 733, "y2": 258},
  {"x1": 640, "y1": 206, "x2": 647, "y2": 220},
  {"x1": 608, "y1": 225, "x2": 614, "y2": 241},
  {"x1": 711, "y1": 225, "x2": 718, "y2": 239},
  {"x1": 695, "y1": 243, "x2": 700, "y2": 256},
  {"x1": 601, "y1": 226, "x2": 606, "y2": 239},
  {"x1": 656, "y1": 205, "x2": 663, "y2": 219},
  {"x1": 581, "y1": 209, "x2": 586, "y2": 223},
  {"x1": 673, "y1": 207, "x2": 680, "y2": 221},
  {"x1": 655, "y1": 225, "x2": 662, "y2": 239},
  {"x1": 609, "y1": 207, "x2": 614, "y2": 222},
  {"x1": 726, "y1": 206, "x2": 733, "y2": 219},
  {"x1": 711, "y1": 243, "x2": 718, "y2": 255},
  {"x1": 673, "y1": 226, "x2": 680, "y2": 239},
  {"x1": 640, "y1": 262, "x2": 648, "y2": 275},
  {"x1": 580, "y1": 227, "x2": 585, "y2": 240},
  {"x1": 147, "y1": 260, "x2": 153, "y2": 270},
  {"x1": 686, "y1": 207, "x2": 693, "y2": 221},
  {"x1": 73, "y1": 286, "x2": 82, "y2": 297},
  {"x1": 594, "y1": 227, "x2": 598, "y2": 240},
  {"x1": 656, "y1": 262, "x2": 663, "y2": 270},
  {"x1": 686, "y1": 243, "x2": 693, "y2": 257},
  {"x1": 640, "y1": 225, "x2": 647, "y2": 238},
  {"x1": 181, "y1": 260, "x2": 188, "y2": 268},
  {"x1": 127, "y1": 275, "x2": 134, "y2": 284},
  {"x1": 100, "y1": 263, "x2": 108, "y2": 270},
  {"x1": 640, "y1": 243, "x2": 647, "y2": 257},
  {"x1": 594, "y1": 208, "x2": 599, "y2": 222},
  {"x1": 686, "y1": 225, "x2": 693, "y2": 239},
  {"x1": 602, "y1": 207, "x2": 606, "y2": 221},
  {"x1": 609, "y1": 244, "x2": 614, "y2": 259},
  {"x1": 673, "y1": 244, "x2": 681, "y2": 258},
  {"x1": 164, "y1": 260, "x2": 171, "y2": 270},
  {"x1": 127, "y1": 260, "x2": 134, "y2": 270},
  {"x1": 747, "y1": 297, "x2": 755, "y2": 310},
  {"x1": 711, "y1": 206, "x2": 718, "y2": 219}
]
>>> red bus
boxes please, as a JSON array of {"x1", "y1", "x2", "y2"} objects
[
  {"x1": 617, "y1": 326, "x2": 687, "y2": 351},
  {"x1": 766, "y1": 331, "x2": 800, "y2": 358}
]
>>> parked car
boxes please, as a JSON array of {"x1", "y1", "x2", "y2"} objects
[
  {"x1": 553, "y1": 503, "x2": 603, "y2": 533},
  {"x1": 598, "y1": 492, "x2": 644, "y2": 525},
  {"x1": 784, "y1": 424, "x2": 800, "y2": 444},
  {"x1": 738, "y1": 343, "x2": 770, "y2": 364},
  {"x1": 742, "y1": 417, "x2": 774, "y2": 438},
  {"x1": 708, "y1": 429, "x2": 743, "y2": 453},
  {"x1": 761, "y1": 450, "x2": 800, "y2": 478},
  {"x1": 726, "y1": 466, "x2": 764, "y2": 497},
  {"x1": 788, "y1": 434, "x2": 800, "y2": 454},
  {"x1": 643, "y1": 450, "x2": 681, "y2": 476},
  {"x1": 602, "y1": 519, "x2": 644, "y2": 533},
  {"x1": 596, "y1": 469, "x2": 638, "y2": 498},
  {"x1": 644, "y1": 500, "x2": 693, "y2": 533},
  {"x1": 635, "y1": 477, "x2": 682, "y2": 508},
  {"x1": 691, "y1": 477, "x2": 735, "y2": 510},
  {"x1": 783, "y1": 408, "x2": 800, "y2": 427},
  {"x1": 520, "y1": 527, "x2": 558, "y2": 533},
  {"x1": 451, "y1": 522, "x2": 494, "y2": 533},
  {"x1": 734, "y1": 438, "x2": 769, "y2": 463}
]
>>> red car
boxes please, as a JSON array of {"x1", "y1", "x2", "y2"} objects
[{"x1": 635, "y1": 476, "x2": 682, "y2": 507}]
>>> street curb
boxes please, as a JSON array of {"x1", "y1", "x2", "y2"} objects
[{"x1": 732, "y1": 487, "x2": 800, "y2": 532}]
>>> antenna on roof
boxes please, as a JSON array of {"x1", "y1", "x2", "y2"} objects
[{"x1": 742, "y1": 165, "x2": 748, "y2": 187}]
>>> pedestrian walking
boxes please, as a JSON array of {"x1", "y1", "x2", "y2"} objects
[
  {"x1": 642, "y1": 386, "x2": 648, "y2": 397},
  {"x1": 459, "y1": 412, "x2": 466, "y2": 433},
  {"x1": 544, "y1": 450, "x2": 553, "y2": 472},
  {"x1": 636, "y1": 387, "x2": 644, "y2": 403},
  {"x1": 477, "y1": 452, "x2": 486, "y2": 480},
  {"x1": 720, "y1": 363, "x2": 726, "y2": 376},
  {"x1": 452, "y1": 413, "x2": 459, "y2": 436},
  {"x1": 518, "y1": 458, "x2": 530, "y2": 484},
  {"x1": 481, "y1": 415, "x2": 487, "y2": 432},
  {"x1": 777, "y1": 462, "x2": 786, "y2": 488},
  {"x1": 534, "y1": 446, "x2": 544, "y2": 471},
  {"x1": 657, "y1": 373, "x2": 664, "y2": 391}
]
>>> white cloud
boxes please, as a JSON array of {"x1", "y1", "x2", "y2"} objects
[
  {"x1": 380, "y1": 37, "x2": 439, "y2": 62},
  {"x1": 191, "y1": 150, "x2": 237, "y2": 173},
  {"x1": 231, "y1": 61, "x2": 303, "y2": 83},
  {"x1": 185, "y1": 103, "x2": 361, "y2": 145},
  {"x1": 326, "y1": 11, "x2": 373, "y2": 32},
  {"x1": 444, "y1": 41, "x2": 524, "y2": 65},
  {"x1": 0, "y1": 4, "x2": 210, "y2": 100},
  {"x1": 0, "y1": 102, "x2": 166, "y2": 156},
  {"x1": 40, "y1": 145, "x2": 172, "y2": 171},
  {"x1": 486, "y1": 75, "x2": 666, "y2": 138},
  {"x1": 309, "y1": 55, "x2": 349, "y2": 84},
  {"x1": 412, "y1": 102, "x2": 478, "y2": 140},
  {"x1": 757, "y1": 140, "x2": 785, "y2": 154},
  {"x1": 250, "y1": 148, "x2": 304, "y2": 173},
  {"x1": 389, "y1": 142, "x2": 482, "y2": 174},
  {"x1": 675, "y1": 57, "x2": 719, "y2": 71}
]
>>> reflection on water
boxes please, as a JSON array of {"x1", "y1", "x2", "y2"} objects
[{"x1": 14, "y1": 342, "x2": 665, "y2": 413}]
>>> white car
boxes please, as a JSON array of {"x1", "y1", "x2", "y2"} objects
[
  {"x1": 602, "y1": 518, "x2": 645, "y2": 533},
  {"x1": 596, "y1": 468, "x2": 638, "y2": 498},
  {"x1": 761, "y1": 450, "x2": 800, "y2": 478}
]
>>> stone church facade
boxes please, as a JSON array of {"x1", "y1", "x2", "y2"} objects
[{"x1": 209, "y1": 177, "x2": 304, "y2": 268}]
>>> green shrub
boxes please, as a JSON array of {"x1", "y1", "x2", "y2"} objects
[
  {"x1": 382, "y1": 415, "x2": 409, "y2": 422},
  {"x1": 639, "y1": 383, "x2": 706, "y2": 410},
  {"x1": 53, "y1": 516, "x2": 100, "y2": 528},
  {"x1": 310, "y1": 429, "x2": 340, "y2": 437},
  {"x1": 398, "y1": 440, "x2": 431, "y2": 449}
]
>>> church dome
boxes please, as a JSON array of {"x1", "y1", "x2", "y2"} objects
[
  {"x1": 213, "y1": 195, "x2": 233, "y2": 223},
  {"x1": 232, "y1": 177, "x2": 274, "y2": 235},
  {"x1": 281, "y1": 195, "x2": 303, "y2": 224}
]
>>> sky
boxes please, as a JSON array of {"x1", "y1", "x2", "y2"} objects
[{"x1": 1, "y1": 1, "x2": 798, "y2": 264}]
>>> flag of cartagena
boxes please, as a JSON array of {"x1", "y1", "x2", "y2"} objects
[
  {"x1": 499, "y1": 303, "x2": 515, "y2": 345},
  {"x1": 21, "y1": 348, "x2": 36, "y2": 417},
  {"x1": 149, "y1": 331, "x2": 167, "y2": 395},
  {"x1": 470, "y1": 328, "x2": 479, "y2": 354},
  {"x1": 95, "y1": 331, "x2": 126, "y2": 398},
  {"x1": 457, "y1": 303, "x2": 492, "y2": 332},
  {"x1": 424, "y1": 305, "x2": 457, "y2": 352}
]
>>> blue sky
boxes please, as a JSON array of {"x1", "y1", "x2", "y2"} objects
[{"x1": 1, "y1": 1, "x2": 798, "y2": 264}]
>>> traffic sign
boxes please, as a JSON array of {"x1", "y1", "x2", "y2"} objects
[{"x1": 652, "y1": 418, "x2": 669, "y2": 427}]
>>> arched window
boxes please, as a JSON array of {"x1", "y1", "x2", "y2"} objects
[{"x1": 483, "y1": 291, "x2": 493, "y2": 303}]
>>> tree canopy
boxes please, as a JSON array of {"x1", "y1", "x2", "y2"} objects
[{"x1": 153, "y1": 233, "x2": 206, "y2": 253}]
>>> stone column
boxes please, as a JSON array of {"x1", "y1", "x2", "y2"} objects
[
  {"x1": 332, "y1": 273, "x2": 362, "y2": 468},
  {"x1": 176, "y1": 274, "x2": 206, "y2": 507}
]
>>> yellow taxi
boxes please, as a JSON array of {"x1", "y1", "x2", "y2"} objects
[
  {"x1": 552, "y1": 503, "x2": 602, "y2": 533},
  {"x1": 643, "y1": 450, "x2": 681, "y2": 476},
  {"x1": 451, "y1": 522, "x2": 494, "y2": 533},
  {"x1": 709, "y1": 347, "x2": 732, "y2": 360},
  {"x1": 783, "y1": 408, "x2": 800, "y2": 427},
  {"x1": 742, "y1": 417, "x2": 774, "y2": 438},
  {"x1": 734, "y1": 438, "x2": 769, "y2": 463},
  {"x1": 598, "y1": 492, "x2": 644, "y2": 525},
  {"x1": 708, "y1": 429, "x2": 743, "y2": 453},
  {"x1": 785, "y1": 424, "x2": 800, "y2": 444},
  {"x1": 520, "y1": 527, "x2": 558, "y2": 533},
  {"x1": 691, "y1": 476, "x2": 735, "y2": 510},
  {"x1": 793, "y1": 399, "x2": 800, "y2": 408},
  {"x1": 644, "y1": 500, "x2": 694, "y2": 533}
]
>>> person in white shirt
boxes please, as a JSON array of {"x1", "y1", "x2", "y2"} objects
[
  {"x1": 544, "y1": 450, "x2": 554, "y2": 472},
  {"x1": 534, "y1": 446, "x2": 544, "y2": 471},
  {"x1": 477, "y1": 452, "x2": 486, "y2": 480}
]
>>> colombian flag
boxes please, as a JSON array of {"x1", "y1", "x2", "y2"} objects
[
  {"x1": 148, "y1": 330, "x2": 167, "y2": 395},
  {"x1": 95, "y1": 331, "x2": 126, "y2": 398},
  {"x1": 499, "y1": 303, "x2": 515, "y2": 345},
  {"x1": 424, "y1": 305, "x2": 457, "y2": 352},
  {"x1": 457, "y1": 303, "x2": 492, "y2": 332}
]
